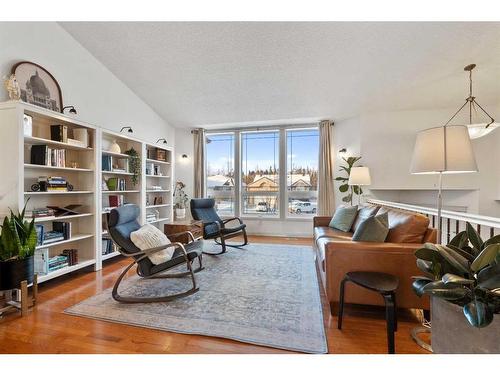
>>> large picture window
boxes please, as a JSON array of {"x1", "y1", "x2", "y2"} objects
[
  {"x1": 241, "y1": 130, "x2": 280, "y2": 217},
  {"x1": 204, "y1": 125, "x2": 318, "y2": 220},
  {"x1": 205, "y1": 133, "x2": 235, "y2": 216}
]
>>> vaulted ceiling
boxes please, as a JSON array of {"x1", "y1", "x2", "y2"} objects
[{"x1": 60, "y1": 22, "x2": 500, "y2": 128}]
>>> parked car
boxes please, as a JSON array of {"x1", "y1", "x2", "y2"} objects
[{"x1": 290, "y1": 201, "x2": 317, "y2": 214}]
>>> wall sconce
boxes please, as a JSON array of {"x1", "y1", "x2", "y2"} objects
[
  {"x1": 120, "y1": 126, "x2": 133, "y2": 133},
  {"x1": 338, "y1": 148, "x2": 347, "y2": 154},
  {"x1": 181, "y1": 154, "x2": 188, "y2": 159},
  {"x1": 156, "y1": 138, "x2": 167, "y2": 144},
  {"x1": 62, "y1": 106, "x2": 77, "y2": 115}
]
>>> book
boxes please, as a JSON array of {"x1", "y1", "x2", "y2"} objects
[
  {"x1": 102, "y1": 155, "x2": 112, "y2": 171},
  {"x1": 35, "y1": 224, "x2": 44, "y2": 246},
  {"x1": 34, "y1": 248, "x2": 49, "y2": 274},
  {"x1": 50, "y1": 125, "x2": 68, "y2": 143},
  {"x1": 31, "y1": 145, "x2": 48, "y2": 165},
  {"x1": 53, "y1": 221, "x2": 71, "y2": 240},
  {"x1": 108, "y1": 195, "x2": 124, "y2": 207}
]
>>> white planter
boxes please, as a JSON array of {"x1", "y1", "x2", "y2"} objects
[
  {"x1": 175, "y1": 208, "x2": 186, "y2": 219},
  {"x1": 431, "y1": 296, "x2": 500, "y2": 354}
]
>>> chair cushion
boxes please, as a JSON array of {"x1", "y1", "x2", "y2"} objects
[
  {"x1": 378, "y1": 207, "x2": 430, "y2": 243},
  {"x1": 130, "y1": 224, "x2": 174, "y2": 265},
  {"x1": 148, "y1": 241, "x2": 202, "y2": 276},
  {"x1": 329, "y1": 205, "x2": 358, "y2": 232},
  {"x1": 221, "y1": 223, "x2": 246, "y2": 235},
  {"x1": 351, "y1": 205, "x2": 380, "y2": 233},
  {"x1": 352, "y1": 212, "x2": 389, "y2": 242},
  {"x1": 314, "y1": 227, "x2": 354, "y2": 241}
]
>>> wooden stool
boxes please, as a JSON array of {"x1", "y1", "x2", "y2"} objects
[{"x1": 337, "y1": 271, "x2": 399, "y2": 354}]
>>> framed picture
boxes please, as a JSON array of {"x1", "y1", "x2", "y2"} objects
[
  {"x1": 11, "y1": 61, "x2": 63, "y2": 113},
  {"x1": 156, "y1": 149, "x2": 167, "y2": 161}
]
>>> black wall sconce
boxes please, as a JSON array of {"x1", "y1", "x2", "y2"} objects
[
  {"x1": 156, "y1": 138, "x2": 167, "y2": 144},
  {"x1": 338, "y1": 148, "x2": 347, "y2": 154},
  {"x1": 120, "y1": 126, "x2": 133, "y2": 133},
  {"x1": 62, "y1": 106, "x2": 77, "y2": 114},
  {"x1": 181, "y1": 154, "x2": 188, "y2": 159}
]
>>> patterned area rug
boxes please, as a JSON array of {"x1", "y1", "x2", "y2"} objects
[{"x1": 65, "y1": 243, "x2": 328, "y2": 353}]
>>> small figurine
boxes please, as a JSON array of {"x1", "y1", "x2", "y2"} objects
[{"x1": 3, "y1": 74, "x2": 21, "y2": 100}]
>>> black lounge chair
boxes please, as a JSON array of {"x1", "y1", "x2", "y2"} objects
[
  {"x1": 190, "y1": 198, "x2": 248, "y2": 255},
  {"x1": 107, "y1": 204, "x2": 204, "y2": 303}
]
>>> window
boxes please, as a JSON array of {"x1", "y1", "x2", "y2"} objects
[
  {"x1": 204, "y1": 125, "x2": 318, "y2": 220},
  {"x1": 241, "y1": 130, "x2": 280, "y2": 216},
  {"x1": 205, "y1": 133, "x2": 235, "y2": 216},
  {"x1": 286, "y1": 129, "x2": 319, "y2": 217}
]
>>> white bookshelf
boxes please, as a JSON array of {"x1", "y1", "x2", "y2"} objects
[{"x1": 0, "y1": 101, "x2": 99, "y2": 284}]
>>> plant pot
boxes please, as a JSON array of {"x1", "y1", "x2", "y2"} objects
[
  {"x1": 431, "y1": 296, "x2": 500, "y2": 353},
  {"x1": 0, "y1": 256, "x2": 34, "y2": 291},
  {"x1": 175, "y1": 208, "x2": 186, "y2": 219}
]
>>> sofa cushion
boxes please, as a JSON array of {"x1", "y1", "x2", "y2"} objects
[
  {"x1": 378, "y1": 207, "x2": 430, "y2": 243},
  {"x1": 314, "y1": 227, "x2": 354, "y2": 242},
  {"x1": 352, "y1": 212, "x2": 389, "y2": 242},
  {"x1": 352, "y1": 204, "x2": 380, "y2": 233},
  {"x1": 329, "y1": 205, "x2": 358, "y2": 232},
  {"x1": 131, "y1": 224, "x2": 174, "y2": 265}
]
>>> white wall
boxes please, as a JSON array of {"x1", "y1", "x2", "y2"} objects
[{"x1": 0, "y1": 22, "x2": 174, "y2": 143}]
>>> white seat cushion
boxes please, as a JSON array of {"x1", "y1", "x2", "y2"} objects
[{"x1": 130, "y1": 224, "x2": 174, "y2": 265}]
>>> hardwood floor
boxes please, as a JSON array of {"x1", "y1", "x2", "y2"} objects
[{"x1": 0, "y1": 236, "x2": 428, "y2": 354}]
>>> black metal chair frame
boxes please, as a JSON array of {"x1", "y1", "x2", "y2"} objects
[
  {"x1": 110, "y1": 230, "x2": 204, "y2": 303},
  {"x1": 202, "y1": 217, "x2": 249, "y2": 255}
]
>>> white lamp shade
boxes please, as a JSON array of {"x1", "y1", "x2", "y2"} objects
[
  {"x1": 348, "y1": 167, "x2": 371, "y2": 185},
  {"x1": 467, "y1": 123, "x2": 499, "y2": 139},
  {"x1": 410, "y1": 125, "x2": 478, "y2": 174}
]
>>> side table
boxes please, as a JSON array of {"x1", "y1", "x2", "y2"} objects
[{"x1": 164, "y1": 220, "x2": 204, "y2": 244}]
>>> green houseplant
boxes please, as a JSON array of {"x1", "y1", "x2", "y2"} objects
[
  {"x1": 335, "y1": 156, "x2": 362, "y2": 205},
  {"x1": 412, "y1": 223, "x2": 500, "y2": 353},
  {"x1": 125, "y1": 147, "x2": 141, "y2": 186},
  {"x1": 0, "y1": 201, "x2": 37, "y2": 290}
]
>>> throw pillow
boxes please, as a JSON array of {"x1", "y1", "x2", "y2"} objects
[
  {"x1": 130, "y1": 224, "x2": 174, "y2": 265},
  {"x1": 352, "y1": 212, "x2": 389, "y2": 242},
  {"x1": 329, "y1": 205, "x2": 358, "y2": 232}
]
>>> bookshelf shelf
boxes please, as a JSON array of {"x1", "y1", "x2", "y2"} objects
[
  {"x1": 147, "y1": 217, "x2": 170, "y2": 224},
  {"x1": 146, "y1": 189, "x2": 170, "y2": 193},
  {"x1": 102, "y1": 190, "x2": 140, "y2": 194},
  {"x1": 146, "y1": 174, "x2": 171, "y2": 179},
  {"x1": 102, "y1": 251, "x2": 121, "y2": 261},
  {"x1": 24, "y1": 164, "x2": 93, "y2": 173},
  {"x1": 146, "y1": 203, "x2": 171, "y2": 209},
  {"x1": 24, "y1": 136, "x2": 93, "y2": 151},
  {"x1": 146, "y1": 158, "x2": 170, "y2": 165},
  {"x1": 34, "y1": 213, "x2": 93, "y2": 223},
  {"x1": 36, "y1": 233, "x2": 94, "y2": 250},
  {"x1": 102, "y1": 150, "x2": 130, "y2": 158},
  {"x1": 24, "y1": 191, "x2": 94, "y2": 195},
  {"x1": 38, "y1": 259, "x2": 96, "y2": 283},
  {"x1": 102, "y1": 170, "x2": 134, "y2": 176}
]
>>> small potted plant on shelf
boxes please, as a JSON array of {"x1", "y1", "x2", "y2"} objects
[
  {"x1": 412, "y1": 222, "x2": 500, "y2": 353},
  {"x1": 0, "y1": 201, "x2": 37, "y2": 291},
  {"x1": 125, "y1": 147, "x2": 141, "y2": 186},
  {"x1": 174, "y1": 181, "x2": 189, "y2": 220}
]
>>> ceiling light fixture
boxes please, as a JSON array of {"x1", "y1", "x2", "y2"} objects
[
  {"x1": 445, "y1": 64, "x2": 498, "y2": 139},
  {"x1": 156, "y1": 138, "x2": 167, "y2": 144},
  {"x1": 120, "y1": 126, "x2": 133, "y2": 133}
]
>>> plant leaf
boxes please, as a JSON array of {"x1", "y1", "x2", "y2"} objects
[
  {"x1": 438, "y1": 245, "x2": 471, "y2": 276},
  {"x1": 463, "y1": 300, "x2": 494, "y2": 328},
  {"x1": 477, "y1": 263, "x2": 500, "y2": 290},
  {"x1": 449, "y1": 231, "x2": 468, "y2": 248},
  {"x1": 339, "y1": 184, "x2": 349, "y2": 193},
  {"x1": 466, "y1": 222, "x2": 483, "y2": 254},
  {"x1": 442, "y1": 273, "x2": 475, "y2": 285},
  {"x1": 412, "y1": 278, "x2": 433, "y2": 297},
  {"x1": 445, "y1": 244, "x2": 475, "y2": 262},
  {"x1": 422, "y1": 280, "x2": 468, "y2": 300},
  {"x1": 471, "y1": 244, "x2": 500, "y2": 272},
  {"x1": 483, "y1": 234, "x2": 500, "y2": 248},
  {"x1": 334, "y1": 177, "x2": 348, "y2": 181},
  {"x1": 416, "y1": 259, "x2": 435, "y2": 278}
]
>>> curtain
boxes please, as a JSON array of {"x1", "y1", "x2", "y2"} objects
[
  {"x1": 193, "y1": 129, "x2": 206, "y2": 198},
  {"x1": 318, "y1": 120, "x2": 335, "y2": 216}
]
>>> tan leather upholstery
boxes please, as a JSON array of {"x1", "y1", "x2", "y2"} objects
[
  {"x1": 351, "y1": 204, "x2": 380, "y2": 233},
  {"x1": 378, "y1": 207, "x2": 430, "y2": 243},
  {"x1": 313, "y1": 204, "x2": 436, "y2": 313}
]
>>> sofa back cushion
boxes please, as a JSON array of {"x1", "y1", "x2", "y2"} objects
[
  {"x1": 378, "y1": 207, "x2": 430, "y2": 243},
  {"x1": 352, "y1": 204, "x2": 380, "y2": 233},
  {"x1": 329, "y1": 205, "x2": 358, "y2": 232},
  {"x1": 352, "y1": 212, "x2": 389, "y2": 242}
]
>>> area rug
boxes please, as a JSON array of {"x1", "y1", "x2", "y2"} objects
[{"x1": 65, "y1": 243, "x2": 328, "y2": 353}]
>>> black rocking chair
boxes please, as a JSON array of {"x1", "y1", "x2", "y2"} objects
[
  {"x1": 107, "y1": 204, "x2": 204, "y2": 303},
  {"x1": 190, "y1": 198, "x2": 248, "y2": 255}
]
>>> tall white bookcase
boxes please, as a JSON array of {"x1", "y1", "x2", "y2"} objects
[{"x1": 0, "y1": 101, "x2": 174, "y2": 281}]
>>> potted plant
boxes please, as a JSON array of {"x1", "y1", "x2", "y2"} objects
[
  {"x1": 174, "y1": 181, "x2": 189, "y2": 219},
  {"x1": 412, "y1": 223, "x2": 500, "y2": 353},
  {"x1": 124, "y1": 147, "x2": 141, "y2": 186},
  {"x1": 0, "y1": 202, "x2": 37, "y2": 291},
  {"x1": 335, "y1": 156, "x2": 362, "y2": 205}
]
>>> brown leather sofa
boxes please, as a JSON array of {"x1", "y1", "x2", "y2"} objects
[{"x1": 313, "y1": 204, "x2": 437, "y2": 314}]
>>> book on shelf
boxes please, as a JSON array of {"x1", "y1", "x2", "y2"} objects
[
  {"x1": 30, "y1": 145, "x2": 67, "y2": 168},
  {"x1": 108, "y1": 194, "x2": 124, "y2": 207},
  {"x1": 35, "y1": 224, "x2": 44, "y2": 246},
  {"x1": 53, "y1": 221, "x2": 71, "y2": 240},
  {"x1": 102, "y1": 155, "x2": 112, "y2": 171},
  {"x1": 62, "y1": 249, "x2": 78, "y2": 266},
  {"x1": 67, "y1": 138, "x2": 85, "y2": 148},
  {"x1": 27, "y1": 207, "x2": 56, "y2": 219},
  {"x1": 50, "y1": 125, "x2": 68, "y2": 143},
  {"x1": 34, "y1": 248, "x2": 49, "y2": 274},
  {"x1": 42, "y1": 231, "x2": 65, "y2": 244}
]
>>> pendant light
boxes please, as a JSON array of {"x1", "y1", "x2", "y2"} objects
[{"x1": 447, "y1": 64, "x2": 498, "y2": 139}]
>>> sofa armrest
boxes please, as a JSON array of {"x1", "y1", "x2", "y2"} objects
[{"x1": 313, "y1": 216, "x2": 332, "y2": 228}]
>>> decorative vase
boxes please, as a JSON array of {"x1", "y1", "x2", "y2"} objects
[
  {"x1": 109, "y1": 140, "x2": 121, "y2": 154},
  {"x1": 431, "y1": 296, "x2": 500, "y2": 353},
  {"x1": 0, "y1": 256, "x2": 34, "y2": 291},
  {"x1": 176, "y1": 208, "x2": 186, "y2": 219}
]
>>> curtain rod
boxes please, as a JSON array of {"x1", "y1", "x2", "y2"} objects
[{"x1": 196, "y1": 122, "x2": 321, "y2": 134}]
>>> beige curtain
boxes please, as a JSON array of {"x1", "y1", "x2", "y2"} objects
[
  {"x1": 193, "y1": 129, "x2": 206, "y2": 198},
  {"x1": 318, "y1": 120, "x2": 335, "y2": 215}
]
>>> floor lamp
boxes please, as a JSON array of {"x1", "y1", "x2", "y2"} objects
[
  {"x1": 348, "y1": 167, "x2": 371, "y2": 205},
  {"x1": 409, "y1": 124, "x2": 478, "y2": 351}
]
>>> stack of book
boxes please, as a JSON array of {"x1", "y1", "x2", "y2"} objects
[
  {"x1": 102, "y1": 238, "x2": 115, "y2": 255},
  {"x1": 31, "y1": 145, "x2": 66, "y2": 167},
  {"x1": 45, "y1": 176, "x2": 68, "y2": 192},
  {"x1": 146, "y1": 212, "x2": 159, "y2": 223},
  {"x1": 34, "y1": 249, "x2": 70, "y2": 275},
  {"x1": 27, "y1": 207, "x2": 56, "y2": 220},
  {"x1": 48, "y1": 255, "x2": 69, "y2": 272},
  {"x1": 62, "y1": 249, "x2": 78, "y2": 266},
  {"x1": 43, "y1": 231, "x2": 65, "y2": 245}
]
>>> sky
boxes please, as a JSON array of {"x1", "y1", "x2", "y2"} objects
[{"x1": 206, "y1": 129, "x2": 319, "y2": 176}]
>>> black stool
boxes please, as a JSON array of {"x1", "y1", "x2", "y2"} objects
[{"x1": 337, "y1": 271, "x2": 399, "y2": 354}]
